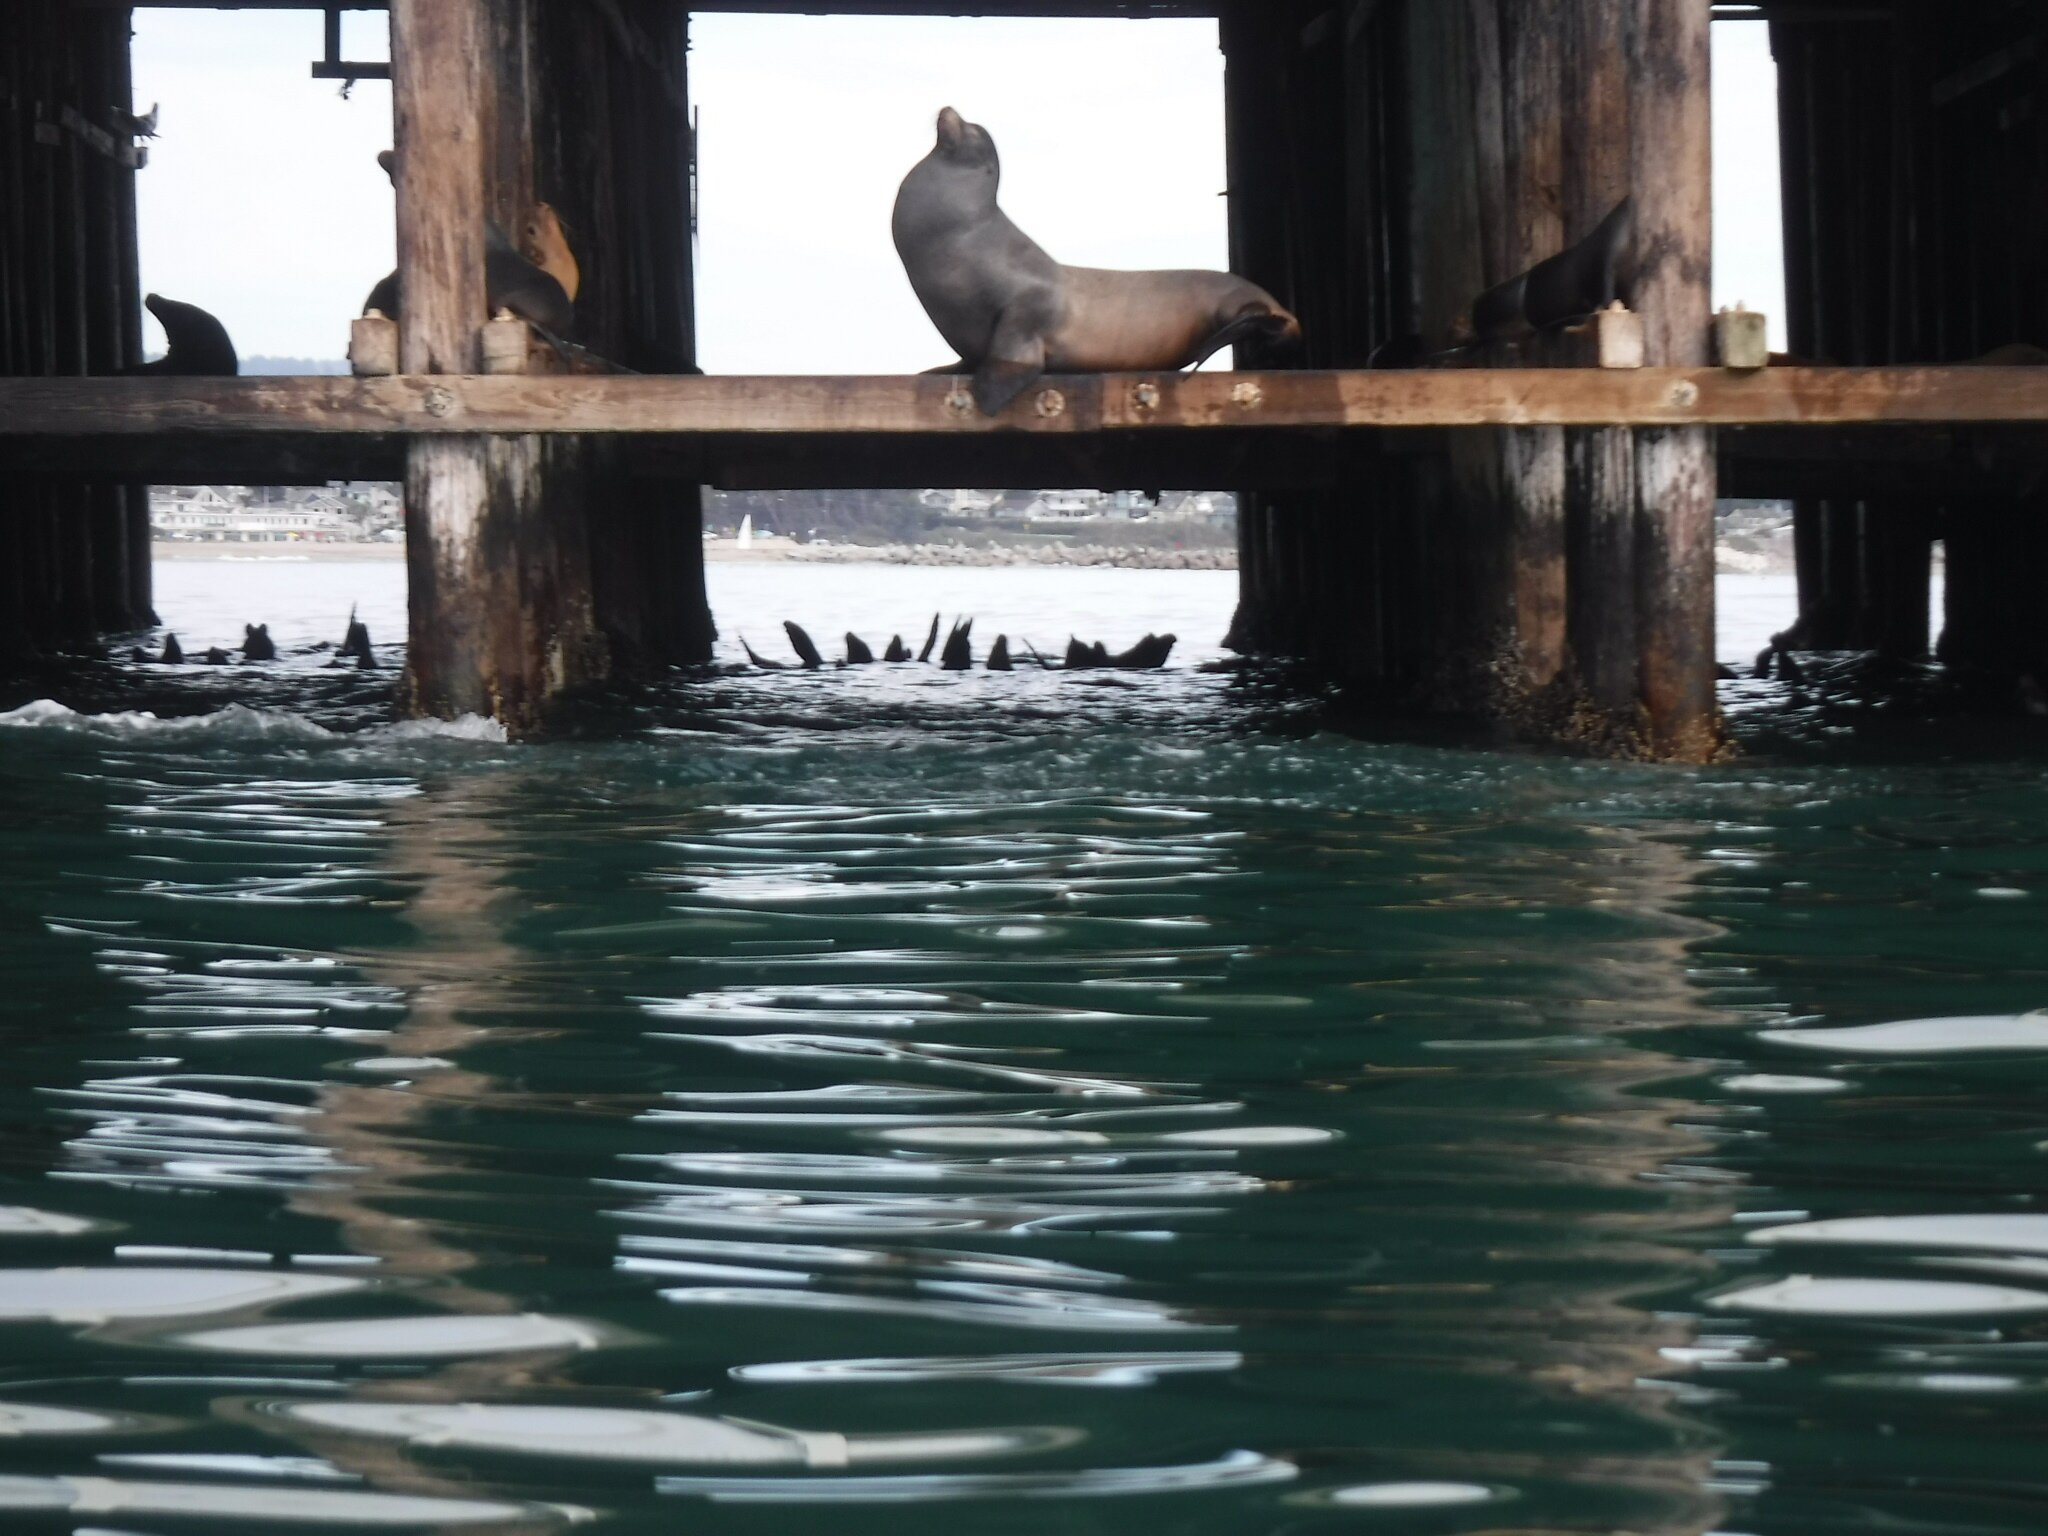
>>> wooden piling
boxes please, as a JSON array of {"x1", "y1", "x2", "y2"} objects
[
  {"x1": 391, "y1": 0, "x2": 607, "y2": 731},
  {"x1": 1500, "y1": 0, "x2": 1567, "y2": 691},
  {"x1": 1627, "y1": 0, "x2": 1717, "y2": 760},
  {"x1": 1560, "y1": 0, "x2": 1639, "y2": 725}
]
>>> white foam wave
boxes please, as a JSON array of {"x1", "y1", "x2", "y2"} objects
[{"x1": 0, "y1": 699, "x2": 507, "y2": 747}]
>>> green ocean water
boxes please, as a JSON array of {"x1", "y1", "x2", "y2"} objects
[{"x1": 0, "y1": 566, "x2": 2044, "y2": 1535}]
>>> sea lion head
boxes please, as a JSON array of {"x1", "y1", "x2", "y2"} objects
[{"x1": 932, "y1": 106, "x2": 998, "y2": 178}]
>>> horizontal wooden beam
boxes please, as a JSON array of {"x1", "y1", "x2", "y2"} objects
[
  {"x1": 92, "y1": 1, "x2": 1222, "y2": 12},
  {"x1": 5, "y1": 422, "x2": 2041, "y2": 503},
  {"x1": 3, "y1": 369, "x2": 2048, "y2": 440}
]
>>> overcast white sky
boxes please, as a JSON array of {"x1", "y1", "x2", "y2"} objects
[{"x1": 131, "y1": 12, "x2": 1785, "y2": 365}]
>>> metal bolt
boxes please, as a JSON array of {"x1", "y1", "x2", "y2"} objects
[
  {"x1": 423, "y1": 384, "x2": 457, "y2": 419},
  {"x1": 1133, "y1": 382, "x2": 1161, "y2": 412},
  {"x1": 946, "y1": 388, "x2": 974, "y2": 416},
  {"x1": 1231, "y1": 380, "x2": 1264, "y2": 410},
  {"x1": 1670, "y1": 380, "x2": 1701, "y2": 410},
  {"x1": 1036, "y1": 389, "x2": 1066, "y2": 419}
]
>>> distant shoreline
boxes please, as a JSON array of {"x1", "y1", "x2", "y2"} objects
[
  {"x1": 148, "y1": 538, "x2": 1801, "y2": 576},
  {"x1": 153, "y1": 541, "x2": 406, "y2": 562}
]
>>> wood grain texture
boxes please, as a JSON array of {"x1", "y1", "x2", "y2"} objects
[
  {"x1": 1627, "y1": 0, "x2": 1717, "y2": 757},
  {"x1": 7, "y1": 368, "x2": 2048, "y2": 436}
]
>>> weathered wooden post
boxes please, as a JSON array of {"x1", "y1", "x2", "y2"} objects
[
  {"x1": 1562, "y1": 0, "x2": 1640, "y2": 728},
  {"x1": 1628, "y1": 0, "x2": 1718, "y2": 760},
  {"x1": 1500, "y1": 0, "x2": 1567, "y2": 691},
  {"x1": 390, "y1": 0, "x2": 605, "y2": 733}
]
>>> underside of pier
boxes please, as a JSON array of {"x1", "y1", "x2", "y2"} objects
[{"x1": 3, "y1": 0, "x2": 2046, "y2": 753}]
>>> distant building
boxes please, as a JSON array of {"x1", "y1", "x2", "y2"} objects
[{"x1": 149, "y1": 484, "x2": 349, "y2": 542}]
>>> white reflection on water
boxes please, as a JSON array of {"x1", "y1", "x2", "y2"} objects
[
  {"x1": 278, "y1": 1401, "x2": 1077, "y2": 1469},
  {"x1": 172, "y1": 1312, "x2": 606, "y2": 1359},
  {"x1": 0, "y1": 1268, "x2": 361, "y2": 1323},
  {"x1": 1708, "y1": 1276, "x2": 2048, "y2": 1318},
  {"x1": 1748, "y1": 1215, "x2": 2048, "y2": 1257},
  {"x1": 0, "y1": 1473, "x2": 583, "y2": 1527},
  {"x1": 1759, "y1": 1011, "x2": 2048, "y2": 1055},
  {"x1": 655, "y1": 1447, "x2": 1298, "y2": 1503},
  {"x1": 729, "y1": 1351, "x2": 1243, "y2": 1387}
]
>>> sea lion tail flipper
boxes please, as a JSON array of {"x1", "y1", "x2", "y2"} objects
[
  {"x1": 917, "y1": 614, "x2": 942, "y2": 664},
  {"x1": 1188, "y1": 302, "x2": 1302, "y2": 371},
  {"x1": 972, "y1": 308, "x2": 1047, "y2": 417}
]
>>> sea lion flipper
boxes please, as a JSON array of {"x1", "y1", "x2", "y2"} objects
[
  {"x1": 972, "y1": 308, "x2": 1046, "y2": 416},
  {"x1": 1187, "y1": 303, "x2": 1300, "y2": 371}
]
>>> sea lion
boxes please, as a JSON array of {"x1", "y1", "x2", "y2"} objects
[
  {"x1": 365, "y1": 151, "x2": 576, "y2": 336},
  {"x1": 361, "y1": 224, "x2": 575, "y2": 337},
  {"x1": 783, "y1": 621, "x2": 826, "y2": 670},
  {"x1": 242, "y1": 623, "x2": 276, "y2": 662},
  {"x1": 940, "y1": 618, "x2": 974, "y2": 672},
  {"x1": 159, "y1": 632, "x2": 184, "y2": 665},
  {"x1": 893, "y1": 107, "x2": 1302, "y2": 416},
  {"x1": 131, "y1": 294, "x2": 238, "y2": 377},
  {"x1": 986, "y1": 636, "x2": 1012, "y2": 672},
  {"x1": 883, "y1": 636, "x2": 910, "y2": 664},
  {"x1": 1110, "y1": 634, "x2": 1176, "y2": 669},
  {"x1": 338, "y1": 609, "x2": 376, "y2": 670},
  {"x1": 845, "y1": 634, "x2": 876, "y2": 666},
  {"x1": 1473, "y1": 198, "x2": 1635, "y2": 343}
]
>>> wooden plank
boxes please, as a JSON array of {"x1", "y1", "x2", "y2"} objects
[
  {"x1": 6, "y1": 367, "x2": 2048, "y2": 437},
  {"x1": 5, "y1": 421, "x2": 2038, "y2": 500}
]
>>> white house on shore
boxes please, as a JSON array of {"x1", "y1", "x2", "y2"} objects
[{"x1": 149, "y1": 485, "x2": 352, "y2": 543}]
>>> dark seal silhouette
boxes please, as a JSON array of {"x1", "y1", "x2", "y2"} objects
[{"x1": 131, "y1": 294, "x2": 238, "y2": 377}]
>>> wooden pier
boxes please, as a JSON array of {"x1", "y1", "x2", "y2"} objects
[{"x1": 4, "y1": 1, "x2": 2046, "y2": 754}]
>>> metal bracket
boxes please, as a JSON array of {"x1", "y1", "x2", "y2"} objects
[{"x1": 310, "y1": 7, "x2": 391, "y2": 91}]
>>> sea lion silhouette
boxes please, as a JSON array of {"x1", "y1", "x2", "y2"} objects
[{"x1": 131, "y1": 294, "x2": 238, "y2": 377}]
